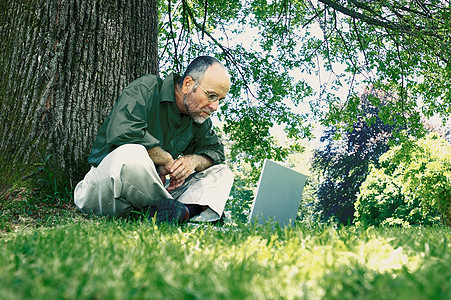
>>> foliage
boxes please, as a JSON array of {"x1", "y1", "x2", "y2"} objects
[
  {"x1": 355, "y1": 133, "x2": 451, "y2": 227},
  {"x1": 295, "y1": 174, "x2": 322, "y2": 225},
  {"x1": 1, "y1": 219, "x2": 449, "y2": 299},
  {"x1": 225, "y1": 160, "x2": 261, "y2": 224},
  {"x1": 313, "y1": 0, "x2": 451, "y2": 127},
  {"x1": 159, "y1": 0, "x2": 451, "y2": 170},
  {"x1": 312, "y1": 88, "x2": 396, "y2": 224},
  {"x1": 160, "y1": 0, "x2": 313, "y2": 167}
]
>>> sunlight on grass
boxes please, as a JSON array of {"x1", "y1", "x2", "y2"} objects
[
  {"x1": 0, "y1": 218, "x2": 449, "y2": 299},
  {"x1": 357, "y1": 238, "x2": 420, "y2": 274}
]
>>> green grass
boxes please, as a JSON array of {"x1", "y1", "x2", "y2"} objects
[{"x1": 0, "y1": 216, "x2": 449, "y2": 300}]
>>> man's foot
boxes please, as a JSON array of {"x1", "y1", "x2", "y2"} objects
[{"x1": 147, "y1": 199, "x2": 189, "y2": 223}]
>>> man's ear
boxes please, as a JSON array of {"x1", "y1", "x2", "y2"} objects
[{"x1": 182, "y1": 76, "x2": 194, "y2": 93}]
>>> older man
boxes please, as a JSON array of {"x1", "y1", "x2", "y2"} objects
[{"x1": 74, "y1": 56, "x2": 234, "y2": 223}]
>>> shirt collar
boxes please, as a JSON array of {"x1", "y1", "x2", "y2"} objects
[{"x1": 160, "y1": 72, "x2": 181, "y2": 103}]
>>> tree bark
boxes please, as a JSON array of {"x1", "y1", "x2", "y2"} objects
[{"x1": 0, "y1": 0, "x2": 158, "y2": 187}]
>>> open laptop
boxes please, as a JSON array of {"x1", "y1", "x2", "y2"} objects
[{"x1": 248, "y1": 159, "x2": 307, "y2": 227}]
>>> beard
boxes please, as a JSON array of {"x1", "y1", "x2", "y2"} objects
[{"x1": 183, "y1": 92, "x2": 214, "y2": 124}]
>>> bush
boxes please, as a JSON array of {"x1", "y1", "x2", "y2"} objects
[
  {"x1": 312, "y1": 88, "x2": 396, "y2": 225},
  {"x1": 354, "y1": 133, "x2": 451, "y2": 226}
]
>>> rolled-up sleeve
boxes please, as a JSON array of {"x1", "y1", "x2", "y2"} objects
[{"x1": 190, "y1": 120, "x2": 225, "y2": 165}]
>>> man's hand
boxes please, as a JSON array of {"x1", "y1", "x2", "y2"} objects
[
  {"x1": 158, "y1": 164, "x2": 171, "y2": 185},
  {"x1": 165, "y1": 156, "x2": 196, "y2": 192},
  {"x1": 158, "y1": 163, "x2": 184, "y2": 192},
  {"x1": 166, "y1": 155, "x2": 214, "y2": 192},
  {"x1": 147, "y1": 147, "x2": 174, "y2": 185},
  {"x1": 166, "y1": 177, "x2": 183, "y2": 192},
  {"x1": 170, "y1": 156, "x2": 197, "y2": 181},
  {"x1": 147, "y1": 147, "x2": 213, "y2": 192}
]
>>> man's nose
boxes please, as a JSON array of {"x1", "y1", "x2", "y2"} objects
[{"x1": 208, "y1": 100, "x2": 219, "y2": 111}]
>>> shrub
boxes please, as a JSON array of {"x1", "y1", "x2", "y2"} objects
[{"x1": 354, "y1": 133, "x2": 450, "y2": 226}]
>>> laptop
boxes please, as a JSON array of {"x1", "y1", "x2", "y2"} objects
[{"x1": 248, "y1": 159, "x2": 307, "y2": 227}]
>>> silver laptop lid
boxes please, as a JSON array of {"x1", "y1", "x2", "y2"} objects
[{"x1": 249, "y1": 159, "x2": 307, "y2": 227}]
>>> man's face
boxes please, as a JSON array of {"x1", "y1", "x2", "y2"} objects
[
  {"x1": 183, "y1": 91, "x2": 215, "y2": 124},
  {"x1": 183, "y1": 64, "x2": 231, "y2": 124}
]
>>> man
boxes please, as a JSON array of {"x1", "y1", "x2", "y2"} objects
[{"x1": 74, "y1": 56, "x2": 234, "y2": 224}]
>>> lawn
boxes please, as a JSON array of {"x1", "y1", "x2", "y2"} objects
[{"x1": 0, "y1": 216, "x2": 449, "y2": 300}]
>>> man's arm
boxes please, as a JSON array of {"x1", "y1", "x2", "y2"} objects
[
  {"x1": 186, "y1": 119, "x2": 225, "y2": 166},
  {"x1": 147, "y1": 146, "x2": 173, "y2": 167},
  {"x1": 147, "y1": 147, "x2": 174, "y2": 185},
  {"x1": 192, "y1": 154, "x2": 214, "y2": 172},
  {"x1": 172, "y1": 154, "x2": 213, "y2": 174},
  {"x1": 167, "y1": 154, "x2": 212, "y2": 191}
]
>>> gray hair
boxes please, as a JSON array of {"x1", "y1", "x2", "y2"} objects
[{"x1": 177, "y1": 56, "x2": 222, "y2": 88}]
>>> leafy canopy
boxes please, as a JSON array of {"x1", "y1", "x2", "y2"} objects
[{"x1": 159, "y1": 0, "x2": 450, "y2": 165}]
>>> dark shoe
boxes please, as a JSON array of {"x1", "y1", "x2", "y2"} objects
[
  {"x1": 185, "y1": 204, "x2": 207, "y2": 219},
  {"x1": 147, "y1": 199, "x2": 189, "y2": 223}
]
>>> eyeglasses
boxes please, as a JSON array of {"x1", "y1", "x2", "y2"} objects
[{"x1": 194, "y1": 80, "x2": 222, "y2": 103}]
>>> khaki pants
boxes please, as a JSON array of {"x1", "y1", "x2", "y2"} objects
[{"x1": 74, "y1": 144, "x2": 234, "y2": 222}]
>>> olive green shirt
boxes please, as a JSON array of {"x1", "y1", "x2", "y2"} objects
[{"x1": 88, "y1": 73, "x2": 225, "y2": 167}]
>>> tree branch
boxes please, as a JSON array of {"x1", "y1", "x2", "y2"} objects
[
  {"x1": 167, "y1": 0, "x2": 181, "y2": 70},
  {"x1": 317, "y1": 0, "x2": 426, "y2": 33},
  {"x1": 181, "y1": 0, "x2": 257, "y2": 100},
  {"x1": 302, "y1": 7, "x2": 326, "y2": 29},
  {"x1": 202, "y1": 0, "x2": 208, "y2": 40},
  {"x1": 352, "y1": 17, "x2": 369, "y2": 66},
  {"x1": 318, "y1": 0, "x2": 396, "y2": 29}
]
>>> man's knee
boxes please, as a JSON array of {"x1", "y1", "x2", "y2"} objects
[
  {"x1": 119, "y1": 161, "x2": 173, "y2": 208},
  {"x1": 119, "y1": 161, "x2": 165, "y2": 195},
  {"x1": 121, "y1": 162, "x2": 153, "y2": 182},
  {"x1": 200, "y1": 164, "x2": 234, "y2": 188},
  {"x1": 216, "y1": 164, "x2": 234, "y2": 185}
]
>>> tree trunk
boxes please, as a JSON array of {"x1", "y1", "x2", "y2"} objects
[{"x1": 0, "y1": 0, "x2": 158, "y2": 188}]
